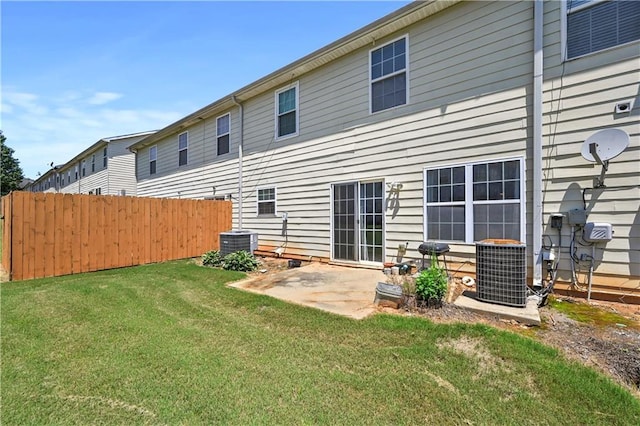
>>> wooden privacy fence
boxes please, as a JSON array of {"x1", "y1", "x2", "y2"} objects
[{"x1": 1, "y1": 191, "x2": 232, "y2": 281}]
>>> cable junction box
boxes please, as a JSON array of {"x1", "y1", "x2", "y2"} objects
[{"x1": 568, "y1": 209, "x2": 587, "y2": 226}]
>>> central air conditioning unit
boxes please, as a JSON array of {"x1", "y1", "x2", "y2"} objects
[
  {"x1": 219, "y1": 231, "x2": 258, "y2": 256},
  {"x1": 475, "y1": 240, "x2": 527, "y2": 307}
]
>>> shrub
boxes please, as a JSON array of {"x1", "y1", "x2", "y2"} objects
[
  {"x1": 202, "y1": 250, "x2": 224, "y2": 268},
  {"x1": 223, "y1": 251, "x2": 259, "y2": 272},
  {"x1": 414, "y1": 252, "x2": 447, "y2": 306}
]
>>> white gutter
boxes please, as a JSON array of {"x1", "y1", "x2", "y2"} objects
[
  {"x1": 532, "y1": 0, "x2": 544, "y2": 288},
  {"x1": 231, "y1": 96, "x2": 244, "y2": 231}
]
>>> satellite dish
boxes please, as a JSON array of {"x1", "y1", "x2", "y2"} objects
[{"x1": 580, "y1": 128, "x2": 629, "y2": 163}]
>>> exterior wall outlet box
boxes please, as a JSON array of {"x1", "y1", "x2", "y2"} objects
[
  {"x1": 583, "y1": 222, "x2": 613, "y2": 242},
  {"x1": 568, "y1": 209, "x2": 587, "y2": 226},
  {"x1": 550, "y1": 214, "x2": 564, "y2": 229}
]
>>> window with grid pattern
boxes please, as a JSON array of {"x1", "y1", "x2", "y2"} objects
[
  {"x1": 425, "y1": 159, "x2": 522, "y2": 243},
  {"x1": 178, "y1": 132, "x2": 188, "y2": 166},
  {"x1": 257, "y1": 187, "x2": 276, "y2": 216},
  {"x1": 276, "y1": 84, "x2": 298, "y2": 138},
  {"x1": 371, "y1": 37, "x2": 407, "y2": 113},
  {"x1": 217, "y1": 114, "x2": 230, "y2": 155}
]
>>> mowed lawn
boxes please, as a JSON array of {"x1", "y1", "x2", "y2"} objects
[{"x1": 2, "y1": 261, "x2": 638, "y2": 425}]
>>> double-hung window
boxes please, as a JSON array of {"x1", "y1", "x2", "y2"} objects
[
  {"x1": 91, "y1": 154, "x2": 96, "y2": 173},
  {"x1": 275, "y1": 83, "x2": 298, "y2": 139},
  {"x1": 75, "y1": 166, "x2": 78, "y2": 180},
  {"x1": 257, "y1": 187, "x2": 276, "y2": 216},
  {"x1": 149, "y1": 145, "x2": 157, "y2": 175},
  {"x1": 370, "y1": 36, "x2": 408, "y2": 113},
  {"x1": 103, "y1": 147, "x2": 108, "y2": 167},
  {"x1": 566, "y1": 0, "x2": 640, "y2": 59},
  {"x1": 425, "y1": 158, "x2": 523, "y2": 243},
  {"x1": 82, "y1": 161, "x2": 86, "y2": 177},
  {"x1": 217, "y1": 114, "x2": 230, "y2": 155},
  {"x1": 178, "y1": 132, "x2": 188, "y2": 166}
]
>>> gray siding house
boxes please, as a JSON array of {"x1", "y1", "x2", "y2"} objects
[
  {"x1": 50, "y1": 132, "x2": 155, "y2": 196},
  {"x1": 129, "y1": 1, "x2": 640, "y2": 300}
]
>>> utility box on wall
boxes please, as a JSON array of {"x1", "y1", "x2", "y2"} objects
[{"x1": 583, "y1": 222, "x2": 613, "y2": 242}]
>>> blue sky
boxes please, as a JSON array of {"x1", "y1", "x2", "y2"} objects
[{"x1": 1, "y1": 0, "x2": 410, "y2": 179}]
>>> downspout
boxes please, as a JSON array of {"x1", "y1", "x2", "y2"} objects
[
  {"x1": 532, "y1": 0, "x2": 544, "y2": 288},
  {"x1": 231, "y1": 95, "x2": 243, "y2": 231}
]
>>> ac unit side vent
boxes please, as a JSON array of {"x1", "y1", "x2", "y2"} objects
[
  {"x1": 476, "y1": 241, "x2": 527, "y2": 308},
  {"x1": 219, "y1": 231, "x2": 258, "y2": 257}
]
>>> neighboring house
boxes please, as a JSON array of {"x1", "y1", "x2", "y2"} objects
[
  {"x1": 47, "y1": 132, "x2": 155, "y2": 196},
  {"x1": 25, "y1": 165, "x2": 63, "y2": 193},
  {"x1": 129, "y1": 1, "x2": 639, "y2": 300},
  {"x1": 19, "y1": 178, "x2": 34, "y2": 190}
]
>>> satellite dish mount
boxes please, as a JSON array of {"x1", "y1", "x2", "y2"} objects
[{"x1": 580, "y1": 129, "x2": 629, "y2": 188}]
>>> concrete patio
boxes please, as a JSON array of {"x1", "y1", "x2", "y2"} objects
[
  {"x1": 230, "y1": 262, "x2": 381, "y2": 319},
  {"x1": 230, "y1": 261, "x2": 542, "y2": 325}
]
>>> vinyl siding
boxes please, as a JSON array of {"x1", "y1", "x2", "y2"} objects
[
  {"x1": 134, "y1": 0, "x2": 638, "y2": 290},
  {"x1": 137, "y1": 0, "x2": 533, "y2": 262},
  {"x1": 540, "y1": 1, "x2": 640, "y2": 279},
  {"x1": 57, "y1": 134, "x2": 147, "y2": 195}
]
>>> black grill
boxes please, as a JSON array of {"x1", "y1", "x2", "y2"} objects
[
  {"x1": 418, "y1": 242, "x2": 450, "y2": 273},
  {"x1": 418, "y1": 242, "x2": 450, "y2": 256}
]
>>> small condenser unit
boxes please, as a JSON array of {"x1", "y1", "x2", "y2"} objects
[
  {"x1": 476, "y1": 240, "x2": 527, "y2": 307},
  {"x1": 220, "y1": 231, "x2": 258, "y2": 256}
]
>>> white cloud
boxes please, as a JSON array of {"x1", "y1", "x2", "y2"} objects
[
  {"x1": 1, "y1": 89, "x2": 184, "y2": 178},
  {"x1": 87, "y1": 92, "x2": 123, "y2": 105}
]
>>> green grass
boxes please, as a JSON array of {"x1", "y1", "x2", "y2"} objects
[{"x1": 2, "y1": 261, "x2": 639, "y2": 425}]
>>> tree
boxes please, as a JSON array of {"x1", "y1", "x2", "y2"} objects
[{"x1": 1, "y1": 131, "x2": 25, "y2": 196}]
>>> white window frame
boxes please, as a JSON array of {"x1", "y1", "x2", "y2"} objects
[
  {"x1": 274, "y1": 82, "x2": 299, "y2": 140},
  {"x1": 178, "y1": 131, "x2": 188, "y2": 166},
  {"x1": 149, "y1": 145, "x2": 157, "y2": 175},
  {"x1": 423, "y1": 157, "x2": 525, "y2": 244},
  {"x1": 216, "y1": 113, "x2": 230, "y2": 156},
  {"x1": 91, "y1": 154, "x2": 96, "y2": 173},
  {"x1": 103, "y1": 147, "x2": 108, "y2": 168},
  {"x1": 74, "y1": 165, "x2": 79, "y2": 180},
  {"x1": 562, "y1": 0, "x2": 640, "y2": 61},
  {"x1": 369, "y1": 34, "x2": 410, "y2": 114},
  {"x1": 257, "y1": 186, "x2": 277, "y2": 216}
]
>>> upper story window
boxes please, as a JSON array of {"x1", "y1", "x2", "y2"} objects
[
  {"x1": 149, "y1": 145, "x2": 157, "y2": 175},
  {"x1": 178, "y1": 132, "x2": 188, "y2": 166},
  {"x1": 370, "y1": 36, "x2": 408, "y2": 113},
  {"x1": 82, "y1": 161, "x2": 86, "y2": 177},
  {"x1": 103, "y1": 147, "x2": 108, "y2": 167},
  {"x1": 425, "y1": 158, "x2": 523, "y2": 243},
  {"x1": 75, "y1": 165, "x2": 79, "y2": 180},
  {"x1": 67, "y1": 171, "x2": 71, "y2": 183},
  {"x1": 91, "y1": 154, "x2": 96, "y2": 173},
  {"x1": 566, "y1": 0, "x2": 640, "y2": 59},
  {"x1": 217, "y1": 113, "x2": 230, "y2": 155},
  {"x1": 275, "y1": 83, "x2": 298, "y2": 139},
  {"x1": 257, "y1": 187, "x2": 276, "y2": 216}
]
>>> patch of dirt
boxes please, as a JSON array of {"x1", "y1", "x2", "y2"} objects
[{"x1": 382, "y1": 279, "x2": 640, "y2": 395}]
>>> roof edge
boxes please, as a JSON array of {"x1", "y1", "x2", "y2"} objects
[{"x1": 129, "y1": 0, "x2": 460, "y2": 150}]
